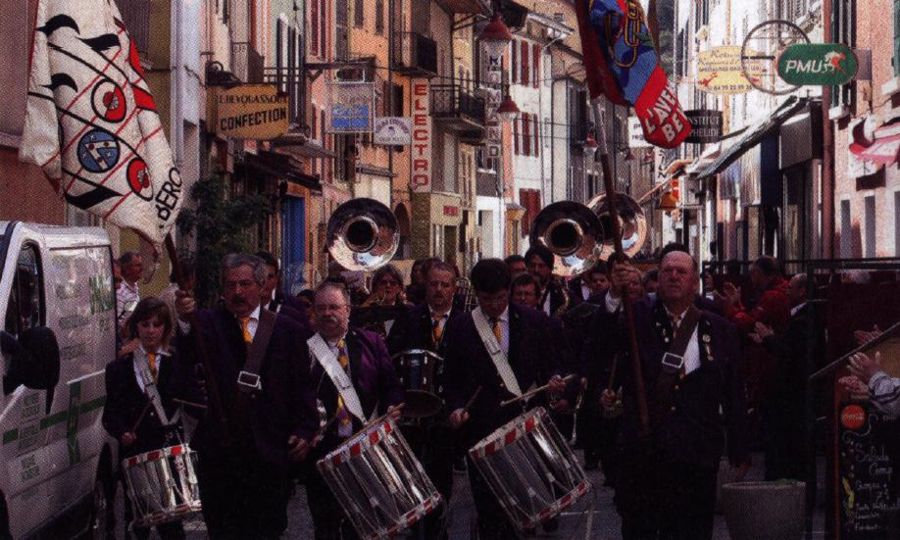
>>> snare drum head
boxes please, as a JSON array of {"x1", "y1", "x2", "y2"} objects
[{"x1": 402, "y1": 390, "x2": 443, "y2": 419}]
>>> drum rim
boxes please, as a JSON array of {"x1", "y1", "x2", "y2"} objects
[
  {"x1": 390, "y1": 348, "x2": 444, "y2": 361},
  {"x1": 122, "y1": 443, "x2": 193, "y2": 468},
  {"x1": 316, "y1": 416, "x2": 397, "y2": 470},
  {"x1": 468, "y1": 406, "x2": 549, "y2": 457}
]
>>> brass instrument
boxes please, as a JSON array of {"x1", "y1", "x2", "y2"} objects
[
  {"x1": 529, "y1": 195, "x2": 647, "y2": 278},
  {"x1": 326, "y1": 198, "x2": 399, "y2": 272},
  {"x1": 454, "y1": 277, "x2": 478, "y2": 311}
]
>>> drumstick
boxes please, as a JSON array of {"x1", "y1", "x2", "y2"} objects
[
  {"x1": 310, "y1": 414, "x2": 341, "y2": 447},
  {"x1": 130, "y1": 399, "x2": 154, "y2": 433},
  {"x1": 500, "y1": 374, "x2": 577, "y2": 408},
  {"x1": 173, "y1": 398, "x2": 208, "y2": 410},
  {"x1": 463, "y1": 385, "x2": 483, "y2": 413}
]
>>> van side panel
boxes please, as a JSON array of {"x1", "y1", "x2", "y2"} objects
[{"x1": 0, "y1": 233, "x2": 115, "y2": 538}]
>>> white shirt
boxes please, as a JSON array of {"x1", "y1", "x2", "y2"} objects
[
  {"x1": 325, "y1": 332, "x2": 350, "y2": 361},
  {"x1": 581, "y1": 283, "x2": 592, "y2": 302},
  {"x1": 474, "y1": 306, "x2": 509, "y2": 355},
  {"x1": 178, "y1": 304, "x2": 261, "y2": 339},
  {"x1": 542, "y1": 289, "x2": 552, "y2": 316},
  {"x1": 790, "y1": 302, "x2": 807, "y2": 318},
  {"x1": 131, "y1": 344, "x2": 168, "y2": 393},
  {"x1": 606, "y1": 292, "x2": 700, "y2": 375},
  {"x1": 117, "y1": 280, "x2": 140, "y2": 318},
  {"x1": 429, "y1": 306, "x2": 451, "y2": 335}
]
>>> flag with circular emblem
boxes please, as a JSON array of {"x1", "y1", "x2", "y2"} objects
[{"x1": 19, "y1": 0, "x2": 182, "y2": 245}]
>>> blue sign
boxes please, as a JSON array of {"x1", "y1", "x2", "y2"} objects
[{"x1": 331, "y1": 103, "x2": 371, "y2": 131}]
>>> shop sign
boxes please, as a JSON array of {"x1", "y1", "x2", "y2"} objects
[
  {"x1": 373, "y1": 117, "x2": 412, "y2": 145},
  {"x1": 696, "y1": 46, "x2": 763, "y2": 95},
  {"x1": 684, "y1": 110, "x2": 723, "y2": 143},
  {"x1": 777, "y1": 43, "x2": 858, "y2": 86},
  {"x1": 628, "y1": 117, "x2": 652, "y2": 148},
  {"x1": 411, "y1": 80, "x2": 432, "y2": 193},
  {"x1": 328, "y1": 81, "x2": 374, "y2": 133},
  {"x1": 443, "y1": 205, "x2": 460, "y2": 217},
  {"x1": 214, "y1": 84, "x2": 289, "y2": 140}
]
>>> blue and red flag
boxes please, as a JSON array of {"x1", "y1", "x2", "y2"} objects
[{"x1": 576, "y1": 0, "x2": 691, "y2": 149}]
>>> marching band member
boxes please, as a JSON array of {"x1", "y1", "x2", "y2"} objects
[
  {"x1": 443, "y1": 259, "x2": 573, "y2": 539},
  {"x1": 303, "y1": 281, "x2": 405, "y2": 540},
  {"x1": 102, "y1": 297, "x2": 191, "y2": 540},
  {"x1": 587, "y1": 250, "x2": 749, "y2": 540},
  {"x1": 386, "y1": 260, "x2": 464, "y2": 538},
  {"x1": 525, "y1": 245, "x2": 569, "y2": 317},
  {"x1": 355, "y1": 263, "x2": 410, "y2": 337},
  {"x1": 174, "y1": 254, "x2": 318, "y2": 539}
]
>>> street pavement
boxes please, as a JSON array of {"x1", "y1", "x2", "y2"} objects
[{"x1": 112, "y1": 451, "x2": 828, "y2": 539}]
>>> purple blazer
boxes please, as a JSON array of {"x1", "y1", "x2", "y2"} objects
[
  {"x1": 308, "y1": 327, "x2": 405, "y2": 455},
  {"x1": 177, "y1": 307, "x2": 318, "y2": 469}
]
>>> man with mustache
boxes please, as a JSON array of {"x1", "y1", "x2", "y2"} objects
[
  {"x1": 303, "y1": 281, "x2": 405, "y2": 540},
  {"x1": 386, "y1": 260, "x2": 464, "y2": 538},
  {"x1": 588, "y1": 249, "x2": 749, "y2": 540},
  {"x1": 174, "y1": 253, "x2": 317, "y2": 538}
]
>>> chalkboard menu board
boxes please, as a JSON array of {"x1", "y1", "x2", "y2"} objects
[{"x1": 838, "y1": 401, "x2": 900, "y2": 538}]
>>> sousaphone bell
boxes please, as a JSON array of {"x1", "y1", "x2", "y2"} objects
[
  {"x1": 326, "y1": 198, "x2": 399, "y2": 272},
  {"x1": 529, "y1": 194, "x2": 647, "y2": 277}
]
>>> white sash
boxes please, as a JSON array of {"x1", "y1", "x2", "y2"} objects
[
  {"x1": 307, "y1": 334, "x2": 368, "y2": 423},
  {"x1": 135, "y1": 356, "x2": 180, "y2": 427},
  {"x1": 473, "y1": 311, "x2": 523, "y2": 397}
]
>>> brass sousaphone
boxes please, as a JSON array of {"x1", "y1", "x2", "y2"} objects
[
  {"x1": 529, "y1": 194, "x2": 647, "y2": 277},
  {"x1": 326, "y1": 198, "x2": 399, "y2": 272}
]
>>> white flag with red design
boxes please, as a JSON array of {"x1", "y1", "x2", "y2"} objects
[{"x1": 19, "y1": 0, "x2": 182, "y2": 245}]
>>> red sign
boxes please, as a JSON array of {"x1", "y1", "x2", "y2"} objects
[
  {"x1": 670, "y1": 177, "x2": 681, "y2": 201},
  {"x1": 840, "y1": 404, "x2": 866, "y2": 431},
  {"x1": 411, "y1": 80, "x2": 432, "y2": 193},
  {"x1": 443, "y1": 205, "x2": 459, "y2": 217}
]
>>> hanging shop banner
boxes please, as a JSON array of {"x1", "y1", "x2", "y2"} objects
[
  {"x1": 410, "y1": 79, "x2": 432, "y2": 193},
  {"x1": 684, "y1": 109, "x2": 723, "y2": 143},
  {"x1": 628, "y1": 117, "x2": 653, "y2": 148},
  {"x1": 214, "y1": 84, "x2": 289, "y2": 140},
  {"x1": 373, "y1": 117, "x2": 412, "y2": 145},
  {"x1": 697, "y1": 46, "x2": 762, "y2": 95},
  {"x1": 328, "y1": 81, "x2": 374, "y2": 133},
  {"x1": 777, "y1": 43, "x2": 859, "y2": 86}
]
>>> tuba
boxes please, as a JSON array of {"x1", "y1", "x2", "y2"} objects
[
  {"x1": 529, "y1": 195, "x2": 647, "y2": 277},
  {"x1": 326, "y1": 198, "x2": 399, "y2": 272}
]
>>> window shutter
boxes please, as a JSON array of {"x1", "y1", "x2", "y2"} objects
[
  {"x1": 311, "y1": 0, "x2": 319, "y2": 56},
  {"x1": 533, "y1": 43, "x2": 540, "y2": 88},
  {"x1": 514, "y1": 116, "x2": 520, "y2": 155},
  {"x1": 521, "y1": 41, "x2": 529, "y2": 86},
  {"x1": 511, "y1": 40, "x2": 518, "y2": 83},
  {"x1": 534, "y1": 114, "x2": 540, "y2": 156},
  {"x1": 522, "y1": 114, "x2": 531, "y2": 156},
  {"x1": 354, "y1": 0, "x2": 364, "y2": 27},
  {"x1": 320, "y1": 0, "x2": 328, "y2": 56},
  {"x1": 895, "y1": 0, "x2": 900, "y2": 76}
]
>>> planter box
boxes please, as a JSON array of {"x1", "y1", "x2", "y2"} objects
[{"x1": 720, "y1": 481, "x2": 806, "y2": 540}]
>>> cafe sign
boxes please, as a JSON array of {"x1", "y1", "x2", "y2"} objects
[
  {"x1": 696, "y1": 46, "x2": 763, "y2": 95},
  {"x1": 214, "y1": 84, "x2": 289, "y2": 140},
  {"x1": 777, "y1": 43, "x2": 858, "y2": 86},
  {"x1": 684, "y1": 110, "x2": 723, "y2": 143}
]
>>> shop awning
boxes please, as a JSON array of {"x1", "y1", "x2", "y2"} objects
[
  {"x1": 694, "y1": 96, "x2": 809, "y2": 180},
  {"x1": 245, "y1": 150, "x2": 322, "y2": 191}
]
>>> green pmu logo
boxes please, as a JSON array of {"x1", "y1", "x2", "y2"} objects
[{"x1": 778, "y1": 43, "x2": 858, "y2": 86}]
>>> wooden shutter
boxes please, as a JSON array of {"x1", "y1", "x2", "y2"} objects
[
  {"x1": 514, "y1": 116, "x2": 520, "y2": 154},
  {"x1": 522, "y1": 114, "x2": 531, "y2": 156},
  {"x1": 511, "y1": 39, "x2": 518, "y2": 83},
  {"x1": 311, "y1": 0, "x2": 319, "y2": 56},
  {"x1": 521, "y1": 40, "x2": 529, "y2": 86},
  {"x1": 533, "y1": 114, "x2": 540, "y2": 156},
  {"x1": 533, "y1": 43, "x2": 540, "y2": 88}
]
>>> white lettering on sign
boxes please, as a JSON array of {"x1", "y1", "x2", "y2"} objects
[
  {"x1": 640, "y1": 83, "x2": 685, "y2": 144},
  {"x1": 411, "y1": 80, "x2": 432, "y2": 193}
]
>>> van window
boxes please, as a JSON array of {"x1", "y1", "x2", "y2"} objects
[{"x1": 4, "y1": 245, "x2": 43, "y2": 336}]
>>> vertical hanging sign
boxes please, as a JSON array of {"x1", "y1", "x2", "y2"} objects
[{"x1": 411, "y1": 79, "x2": 432, "y2": 193}]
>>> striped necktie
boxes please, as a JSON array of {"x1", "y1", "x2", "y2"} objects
[
  {"x1": 335, "y1": 339, "x2": 353, "y2": 437},
  {"x1": 490, "y1": 317, "x2": 502, "y2": 345},
  {"x1": 432, "y1": 313, "x2": 447, "y2": 346}
]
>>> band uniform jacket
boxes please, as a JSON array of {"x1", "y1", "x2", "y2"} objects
[
  {"x1": 586, "y1": 296, "x2": 749, "y2": 468},
  {"x1": 268, "y1": 292, "x2": 311, "y2": 330},
  {"x1": 308, "y1": 327, "x2": 405, "y2": 456},
  {"x1": 386, "y1": 303, "x2": 465, "y2": 360},
  {"x1": 443, "y1": 304, "x2": 575, "y2": 447},
  {"x1": 102, "y1": 351, "x2": 190, "y2": 458},
  {"x1": 542, "y1": 279, "x2": 569, "y2": 316},
  {"x1": 177, "y1": 307, "x2": 318, "y2": 469}
]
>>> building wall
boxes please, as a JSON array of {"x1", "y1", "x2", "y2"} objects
[{"x1": 833, "y1": 0, "x2": 900, "y2": 258}]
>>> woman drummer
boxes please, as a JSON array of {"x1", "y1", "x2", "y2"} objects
[{"x1": 102, "y1": 297, "x2": 191, "y2": 539}]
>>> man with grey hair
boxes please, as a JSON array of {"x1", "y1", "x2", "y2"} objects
[
  {"x1": 117, "y1": 251, "x2": 143, "y2": 321},
  {"x1": 175, "y1": 253, "x2": 317, "y2": 538},
  {"x1": 302, "y1": 280, "x2": 405, "y2": 540}
]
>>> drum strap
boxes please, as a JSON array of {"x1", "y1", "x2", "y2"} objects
[
  {"x1": 137, "y1": 360, "x2": 180, "y2": 427},
  {"x1": 473, "y1": 311, "x2": 522, "y2": 397},
  {"x1": 651, "y1": 305, "x2": 701, "y2": 428},
  {"x1": 308, "y1": 333, "x2": 368, "y2": 423}
]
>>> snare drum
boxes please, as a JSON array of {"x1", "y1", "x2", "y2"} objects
[
  {"x1": 316, "y1": 416, "x2": 442, "y2": 540},
  {"x1": 391, "y1": 349, "x2": 443, "y2": 418},
  {"x1": 468, "y1": 407, "x2": 592, "y2": 532},
  {"x1": 122, "y1": 444, "x2": 202, "y2": 529}
]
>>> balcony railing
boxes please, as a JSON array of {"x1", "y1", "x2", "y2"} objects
[
  {"x1": 431, "y1": 85, "x2": 486, "y2": 130},
  {"x1": 391, "y1": 32, "x2": 438, "y2": 77},
  {"x1": 115, "y1": 0, "x2": 150, "y2": 58}
]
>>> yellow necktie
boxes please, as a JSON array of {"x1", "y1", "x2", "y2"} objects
[
  {"x1": 491, "y1": 317, "x2": 502, "y2": 344},
  {"x1": 239, "y1": 317, "x2": 252, "y2": 344},
  {"x1": 147, "y1": 352, "x2": 158, "y2": 383},
  {"x1": 432, "y1": 314, "x2": 446, "y2": 345},
  {"x1": 336, "y1": 339, "x2": 352, "y2": 432}
]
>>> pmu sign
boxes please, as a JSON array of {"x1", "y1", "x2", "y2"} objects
[{"x1": 778, "y1": 43, "x2": 858, "y2": 86}]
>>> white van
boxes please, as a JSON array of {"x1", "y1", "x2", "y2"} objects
[{"x1": 0, "y1": 221, "x2": 117, "y2": 538}]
